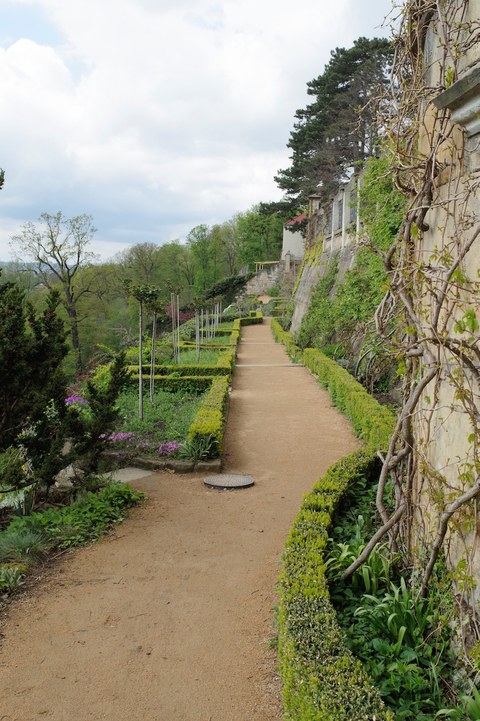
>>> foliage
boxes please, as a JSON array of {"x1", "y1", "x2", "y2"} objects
[
  {"x1": 7, "y1": 483, "x2": 143, "y2": 552},
  {"x1": 0, "y1": 277, "x2": 69, "y2": 452},
  {"x1": 114, "y1": 386, "x2": 205, "y2": 454},
  {"x1": 302, "y1": 347, "x2": 396, "y2": 449},
  {"x1": 129, "y1": 376, "x2": 214, "y2": 394},
  {"x1": 10, "y1": 211, "x2": 97, "y2": 372},
  {"x1": 273, "y1": 318, "x2": 468, "y2": 718},
  {"x1": 328, "y1": 512, "x2": 456, "y2": 719},
  {"x1": 270, "y1": 317, "x2": 304, "y2": 362},
  {"x1": 296, "y1": 255, "x2": 339, "y2": 350},
  {"x1": 342, "y1": 1, "x2": 480, "y2": 630},
  {"x1": 187, "y1": 377, "x2": 230, "y2": 457},
  {"x1": 66, "y1": 352, "x2": 131, "y2": 473},
  {"x1": 275, "y1": 37, "x2": 393, "y2": 205},
  {"x1": 294, "y1": 156, "x2": 405, "y2": 388},
  {"x1": 359, "y1": 155, "x2": 407, "y2": 253},
  {"x1": 436, "y1": 684, "x2": 480, "y2": 720},
  {"x1": 235, "y1": 206, "x2": 286, "y2": 270},
  {"x1": 0, "y1": 276, "x2": 73, "y2": 491},
  {"x1": 275, "y1": 317, "x2": 393, "y2": 440},
  {"x1": 177, "y1": 347, "x2": 226, "y2": 366},
  {"x1": 0, "y1": 447, "x2": 33, "y2": 491},
  {"x1": 179, "y1": 434, "x2": 218, "y2": 461},
  {"x1": 278, "y1": 449, "x2": 393, "y2": 721},
  {"x1": 0, "y1": 563, "x2": 27, "y2": 594},
  {"x1": 273, "y1": 319, "x2": 399, "y2": 719},
  {"x1": 0, "y1": 529, "x2": 51, "y2": 565},
  {"x1": 202, "y1": 272, "x2": 252, "y2": 304}
]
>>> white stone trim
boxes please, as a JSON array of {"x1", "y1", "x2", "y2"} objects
[{"x1": 433, "y1": 64, "x2": 480, "y2": 138}]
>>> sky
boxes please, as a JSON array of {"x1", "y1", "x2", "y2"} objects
[{"x1": 0, "y1": 0, "x2": 396, "y2": 262}]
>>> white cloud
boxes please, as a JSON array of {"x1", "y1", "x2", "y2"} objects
[{"x1": 0, "y1": 0, "x2": 393, "y2": 260}]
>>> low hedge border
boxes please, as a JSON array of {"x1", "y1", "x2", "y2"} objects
[
  {"x1": 302, "y1": 348, "x2": 395, "y2": 449},
  {"x1": 270, "y1": 320, "x2": 395, "y2": 448},
  {"x1": 128, "y1": 348, "x2": 236, "y2": 379},
  {"x1": 271, "y1": 318, "x2": 396, "y2": 720},
  {"x1": 270, "y1": 317, "x2": 303, "y2": 362},
  {"x1": 128, "y1": 375, "x2": 214, "y2": 394},
  {"x1": 186, "y1": 376, "x2": 230, "y2": 454},
  {"x1": 280, "y1": 449, "x2": 394, "y2": 721}
]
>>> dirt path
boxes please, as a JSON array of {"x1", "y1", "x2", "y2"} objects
[{"x1": 0, "y1": 320, "x2": 359, "y2": 721}]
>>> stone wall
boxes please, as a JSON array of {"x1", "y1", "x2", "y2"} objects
[
  {"x1": 410, "y1": 0, "x2": 480, "y2": 603},
  {"x1": 290, "y1": 245, "x2": 356, "y2": 336},
  {"x1": 245, "y1": 262, "x2": 284, "y2": 295}
]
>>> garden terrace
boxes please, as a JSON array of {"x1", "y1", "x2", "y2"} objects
[
  {"x1": 100, "y1": 314, "x2": 263, "y2": 471},
  {"x1": 0, "y1": 318, "x2": 368, "y2": 720}
]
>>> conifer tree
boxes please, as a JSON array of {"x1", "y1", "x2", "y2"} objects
[{"x1": 275, "y1": 37, "x2": 392, "y2": 205}]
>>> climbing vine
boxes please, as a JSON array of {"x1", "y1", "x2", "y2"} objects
[
  {"x1": 295, "y1": 156, "x2": 405, "y2": 390},
  {"x1": 343, "y1": 0, "x2": 480, "y2": 661}
]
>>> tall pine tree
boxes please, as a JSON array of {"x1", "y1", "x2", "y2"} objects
[{"x1": 275, "y1": 37, "x2": 392, "y2": 205}]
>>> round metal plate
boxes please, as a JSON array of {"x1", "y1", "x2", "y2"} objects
[{"x1": 203, "y1": 473, "x2": 255, "y2": 489}]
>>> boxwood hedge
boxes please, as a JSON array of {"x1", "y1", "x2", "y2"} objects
[{"x1": 271, "y1": 318, "x2": 396, "y2": 721}]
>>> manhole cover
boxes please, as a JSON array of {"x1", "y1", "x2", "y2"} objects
[{"x1": 203, "y1": 473, "x2": 255, "y2": 489}]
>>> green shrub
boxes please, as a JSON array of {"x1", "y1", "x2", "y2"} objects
[
  {"x1": 303, "y1": 348, "x2": 396, "y2": 449},
  {"x1": 127, "y1": 347, "x2": 236, "y2": 379},
  {"x1": 271, "y1": 318, "x2": 303, "y2": 362},
  {"x1": 279, "y1": 449, "x2": 393, "y2": 721},
  {"x1": 129, "y1": 375, "x2": 213, "y2": 394},
  {"x1": 179, "y1": 434, "x2": 218, "y2": 461},
  {"x1": 187, "y1": 377, "x2": 229, "y2": 456},
  {"x1": 272, "y1": 320, "x2": 398, "y2": 719}
]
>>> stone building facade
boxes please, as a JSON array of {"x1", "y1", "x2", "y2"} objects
[{"x1": 409, "y1": 0, "x2": 480, "y2": 602}]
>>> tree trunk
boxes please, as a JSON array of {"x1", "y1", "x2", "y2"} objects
[
  {"x1": 138, "y1": 301, "x2": 143, "y2": 420},
  {"x1": 65, "y1": 296, "x2": 82, "y2": 373}
]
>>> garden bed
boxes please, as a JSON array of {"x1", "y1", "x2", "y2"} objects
[{"x1": 112, "y1": 385, "x2": 206, "y2": 458}]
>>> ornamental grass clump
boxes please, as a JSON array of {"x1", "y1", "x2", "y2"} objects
[{"x1": 0, "y1": 529, "x2": 51, "y2": 565}]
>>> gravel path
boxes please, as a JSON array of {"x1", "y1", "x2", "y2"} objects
[{"x1": 0, "y1": 319, "x2": 359, "y2": 721}]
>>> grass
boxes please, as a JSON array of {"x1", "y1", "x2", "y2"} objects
[
  {"x1": 176, "y1": 348, "x2": 223, "y2": 365},
  {"x1": 114, "y1": 386, "x2": 206, "y2": 455},
  {"x1": 0, "y1": 529, "x2": 51, "y2": 565}
]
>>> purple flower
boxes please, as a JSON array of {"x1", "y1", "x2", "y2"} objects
[
  {"x1": 65, "y1": 395, "x2": 89, "y2": 406},
  {"x1": 108, "y1": 432, "x2": 136, "y2": 443},
  {"x1": 158, "y1": 441, "x2": 180, "y2": 456}
]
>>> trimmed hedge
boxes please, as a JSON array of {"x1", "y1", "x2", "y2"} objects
[
  {"x1": 279, "y1": 450, "x2": 394, "y2": 721},
  {"x1": 270, "y1": 317, "x2": 303, "y2": 361},
  {"x1": 128, "y1": 348, "x2": 236, "y2": 379},
  {"x1": 187, "y1": 376, "x2": 230, "y2": 453},
  {"x1": 128, "y1": 375, "x2": 214, "y2": 394},
  {"x1": 302, "y1": 348, "x2": 395, "y2": 450},
  {"x1": 271, "y1": 318, "x2": 396, "y2": 720}
]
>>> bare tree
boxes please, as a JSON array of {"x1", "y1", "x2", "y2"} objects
[{"x1": 11, "y1": 211, "x2": 97, "y2": 373}]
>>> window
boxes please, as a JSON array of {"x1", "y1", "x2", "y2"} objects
[
  {"x1": 349, "y1": 193, "x2": 357, "y2": 223},
  {"x1": 326, "y1": 207, "x2": 333, "y2": 235},
  {"x1": 337, "y1": 199, "x2": 343, "y2": 230}
]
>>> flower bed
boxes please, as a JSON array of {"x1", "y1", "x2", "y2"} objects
[
  {"x1": 106, "y1": 386, "x2": 205, "y2": 458},
  {"x1": 93, "y1": 313, "x2": 262, "y2": 468}
]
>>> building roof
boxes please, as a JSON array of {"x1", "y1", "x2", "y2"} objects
[{"x1": 284, "y1": 212, "x2": 307, "y2": 227}]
